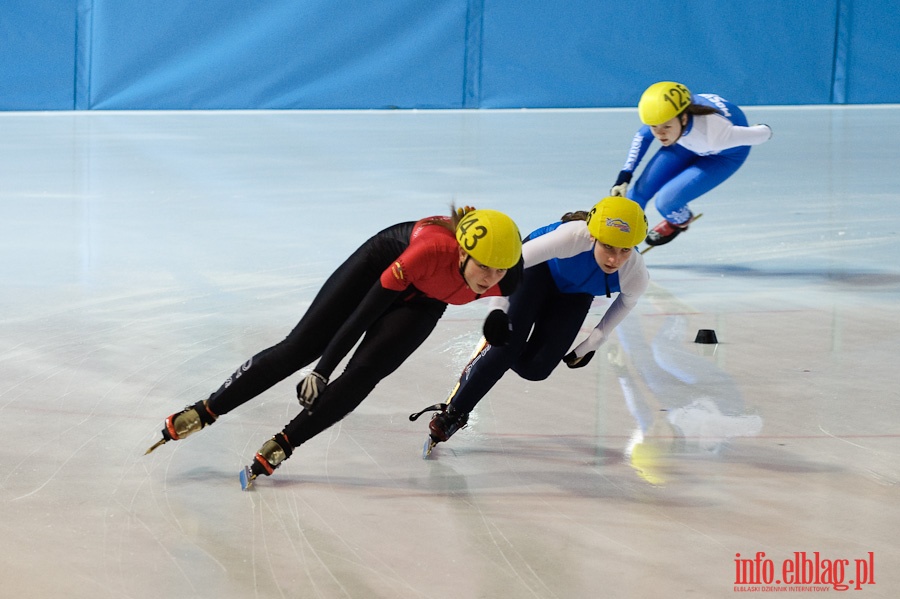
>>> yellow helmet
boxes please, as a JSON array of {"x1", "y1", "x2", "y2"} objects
[
  {"x1": 638, "y1": 81, "x2": 692, "y2": 126},
  {"x1": 586, "y1": 196, "x2": 648, "y2": 248},
  {"x1": 456, "y1": 209, "x2": 522, "y2": 269}
]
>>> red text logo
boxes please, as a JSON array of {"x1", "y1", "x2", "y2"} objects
[{"x1": 734, "y1": 551, "x2": 875, "y2": 592}]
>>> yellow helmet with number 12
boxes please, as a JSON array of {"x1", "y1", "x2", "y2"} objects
[
  {"x1": 638, "y1": 81, "x2": 692, "y2": 126},
  {"x1": 455, "y1": 209, "x2": 522, "y2": 269}
]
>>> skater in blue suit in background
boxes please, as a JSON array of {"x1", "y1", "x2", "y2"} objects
[{"x1": 609, "y1": 81, "x2": 773, "y2": 247}]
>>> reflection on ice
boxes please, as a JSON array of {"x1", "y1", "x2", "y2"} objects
[{"x1": 616, "y1": 314, "x2": 764, "y2": 484}]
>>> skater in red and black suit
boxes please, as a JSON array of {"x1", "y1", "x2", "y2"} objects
[{"x1": 146, "y1": 207, "x2": 524, "y2": 488}]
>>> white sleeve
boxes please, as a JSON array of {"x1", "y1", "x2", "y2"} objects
[
  {"x1": 521, "y1": 220, "x2": 593, "y2": 268},
  {"x1": 705, "y1": 115, "x2": 772, "y2": 153},
  {"x1": 571, "y1": 250, "x2": 649, "y2": 356},
  {"x1": 490, "y1": 220, "x2": 592, "y2": 314},
  {"x1": 487, "y1": 295, "x2": 510, "y2": 313}
]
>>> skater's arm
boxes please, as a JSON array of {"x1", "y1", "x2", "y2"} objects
[
  {"x1": 610, "y1": 126, "x2": 653, "y2": 196},
  {"x1": 575, "y1": 293, "x2": 638, "y2": 355},
  {"x1": 619, "y1": 126, "x2": 655, "y2": 173},
  {"x1": 704, "y1": 115, "x2": 772, "y2": 152},
  {"x1": 313, "y1": 283, "x2": 401, "y2": 379},
  {"x1": 521, "y1": 221, "x2": 593, "y2": 268},
  {"x1": 568, "y1": 253, "x2": 649, "y2": 361},
  {"x1": 496, "y1": 255, "x2": 524, "y2": 296},
  {"x1": 491, "y1": 221, "x2": 594, "y2": 315}
]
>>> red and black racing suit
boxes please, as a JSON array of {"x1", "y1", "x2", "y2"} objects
[{"x1": 204, "y1": 217, "x2": 522, "y2": 449}]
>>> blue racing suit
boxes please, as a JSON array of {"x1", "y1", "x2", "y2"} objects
[{"x1": 618, "y1": 93, "x2": 771, "y2": 225}]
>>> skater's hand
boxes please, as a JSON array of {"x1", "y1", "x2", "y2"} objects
[
  {"x1": 753, "y1": 123, "x2": 773, "y2": 140},
  {"x1": 483, "y1": 309, "x2": 512, "y2": 346},
  {"x1": 297, "y1": 371, "x2": 328, "y2": 409},
  {"x1": 564, "y1": 328, "x2": 605, "y2": 368},
  {"x1": 610, "y1": 170, "x2": 632, "y2": 197},
  {"x1": 563, "y1": 350, "x2": 595, "y2": 369},
  {"x1": 610, "y1": 183, "x2": 628, "y2": 197},
  {"x1": 609, "y1": 183, "x2": 628, "y2": 198}
]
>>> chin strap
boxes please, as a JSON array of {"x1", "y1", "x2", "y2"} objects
[{"x1": 458, "y1": 254, "x2": 482, "y2": 298}]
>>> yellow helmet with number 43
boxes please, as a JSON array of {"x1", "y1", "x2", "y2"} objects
[{"x1": 455, "y1": 209, "x2": 522, "y2": 269}]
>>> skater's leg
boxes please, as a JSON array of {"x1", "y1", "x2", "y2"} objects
[
  {"x1": 256, "y1": 297, "x2": 445, "y2": 471},
  {"x1": 206, "y1": 229, "x2": 410, "y2": 416},
  {"x1": 652, "y1": 148, "x2": 749, "y2": 225},
  {"x1": 243, "y1": 299, "x2": 443, "y2": 481},
  {"x1": 149, "y1": 226, "x2": 411, "y2": 454},
  {"x1": 628, "y1": 145, "x2": 695, "y2": 211},
  {"x1": 447, "y1": 264, "x2": 557, "y2": 415},
  {"x1": 422, "y1": 266, "x2": 560, "y2": 446},
  {"x1": 144, "y1": 398, "x2": 219, "y2": 453},
  {"x1": 511, "y1": 292, "x2": 594, "y2": 381}
]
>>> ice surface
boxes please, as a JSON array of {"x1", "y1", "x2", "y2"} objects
[{"x1": 2, "y1": 106, "x2": 898, "y2": 597}]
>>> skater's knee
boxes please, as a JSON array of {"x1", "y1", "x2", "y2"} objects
[
  {"x1": 337, "y1": 361, "x2": 384, "y2": 390},
  {"x1": 513, "y1": 362, "x2": 557, "y2": 382}
]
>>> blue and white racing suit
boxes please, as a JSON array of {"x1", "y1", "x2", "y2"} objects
[
  {"x1": 619, "y1": 93, "x2": 772, "y2": 225},
  {"x1": 447, "y1": 219, "x2": 649, "y2": 414}
]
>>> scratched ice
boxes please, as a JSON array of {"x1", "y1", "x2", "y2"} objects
[{"x1": 1, "y1": 107, "x2": 898, "y2": 597}]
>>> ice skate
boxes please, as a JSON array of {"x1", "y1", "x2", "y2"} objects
[
  {"x1": 240, "y1": 433, "x2": 292, "y2": 490},
  {"x1": 410, "y1": 403, "x2": 469, "y2": 458},
  {"x1": 145, "y1": 399, "x2": 217, "y2": 454},
  {"x1": 642, "y1": 212, "x2": 702, "y2": 253}
]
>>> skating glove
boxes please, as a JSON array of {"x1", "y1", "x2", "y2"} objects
[
  {"x1": 610, "y1": 170, "x2": 632, "y2": 197},
  {"x1": 563, "y1": 328, "x2": 605, "y2": 369},
  {"x1": 297, "y1": 371, "x2": 328, "y2": 410},
  {"x1": 483, "y1": 309, "x2": 512, "y2": 346},
  {"x1": 563, "y1": 350, "x2": 595, "y2": 369}
]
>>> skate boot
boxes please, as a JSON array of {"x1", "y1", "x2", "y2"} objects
[
  {"x1": 240, "y1": 432, "x2": 293, "y2": 490},
  {"x1": 409, "y1": 402, "x2": 470, "y2": 458},
  {"x1": 645, "y1": 212, "x2": 694, "y2": 247},
  {"x1": 429, "y1": 405, "x2": 469, "y2": 443},
  {"x1": 422, "y1": 405, "x2": 469, "y2": 457},
  {"x1": 145, "y1": 399, "x2": 217, "y2": 454}
]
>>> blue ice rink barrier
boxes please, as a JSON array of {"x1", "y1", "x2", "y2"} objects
[{"x1": 2, "y1": 0, "x2": 898, "y2": 110}]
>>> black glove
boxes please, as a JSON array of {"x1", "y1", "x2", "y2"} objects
[
  {"x1": 563, "y1": 350, "x2": 595, "y2": 369},
  {"x1": 483, "y1": 309, "x2": 512, "y2": 346}
]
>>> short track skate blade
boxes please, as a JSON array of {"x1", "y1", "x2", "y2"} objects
[
  {"x1": 239, "y1": 466, "x2": 255, "y2": 491},
  {"x1": 640, "y1": 212, "x2": 703, "y2": 254},
  {"x1": 144, "y1": 438, "x2": 167, "y2": 455},
  {"x1": 422, "y1": 436, "x2": 438, "y2": 459}
]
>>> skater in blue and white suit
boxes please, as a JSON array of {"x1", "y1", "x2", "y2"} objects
[
  {"x1": 609, "y1": 81, "x2": 772, "y2": 247},
  {"x1": 419, "y1": 196, "x2": 650, "y2": 449}
]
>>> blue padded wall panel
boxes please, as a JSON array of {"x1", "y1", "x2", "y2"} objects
[
  {"x1": 478, "y1": 0, "x2": 839, "y2": 108},
  {"x1": 1, "y1": 1, "x2": 77, "y2": 110},
  {"x1": 843, "y1": 0, "x2": 900, "y2": 103},
  {"x1": 87, "y1": 0, "x2": 468, "y2": 109},
  {"x1": 2, "y1": 0, "x2": 899, "y2": 110}
]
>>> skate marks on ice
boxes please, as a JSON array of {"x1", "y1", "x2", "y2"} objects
[{"x1": 3, "y1": 107, "x2": 900, "y2": 597}]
